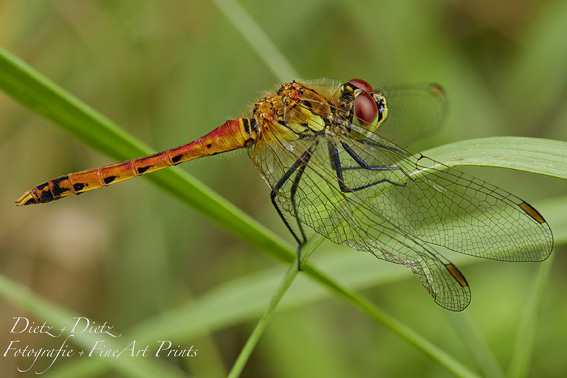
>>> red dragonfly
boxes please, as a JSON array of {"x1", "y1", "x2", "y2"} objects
[{"x1": 17, "y1": 78, "x2": 553, "y2": 311}]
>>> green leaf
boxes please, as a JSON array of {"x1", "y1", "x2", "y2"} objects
[{"x1": 424, "y1": 137, "x2": 567, "y2": 179}]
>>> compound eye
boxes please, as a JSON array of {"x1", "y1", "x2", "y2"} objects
[
  {"x1": 349, "y1": 78, "x2": 374, "y2": 93},
  {"x1": 353, "y1": 92, "x2": 378, "y2": 126}
]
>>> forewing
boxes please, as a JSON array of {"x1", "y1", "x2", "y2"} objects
[
  {"x1": 371, "y1": 84, "x2": 552, "y2": 260},
  {"x1": 340, "y1": 123, "x2": 554, "y2": 262}
]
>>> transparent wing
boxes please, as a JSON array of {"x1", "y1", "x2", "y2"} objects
[
  {"x1": 379, "y1": 83, "x2": 447, "y2": 142},
  {"x1": 336, "y1": 124, "x2": 553, "y2": 262}
]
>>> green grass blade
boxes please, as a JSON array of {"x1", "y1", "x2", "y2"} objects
[
  {"x1": 503, "y1": 0, "x2": 567, "y2": 122},
  {"x1": 424, "y1": 137, "x2": 567, "y2": 179},
  {"x1": 302, "y1": 262, "x2": 483, "y2": 378},
  {"x1": 447, "y1": 313, "x2": 506, "y2": 378},
  {"x1": 227, "y1": 238, "x2": 323, "y2": 378},
  {"x1": 507, "y1": 255, "x2": 554, "y2": 378},
  {"x1": 211, "y1": 0, "x2": 300, "y2": 82}
]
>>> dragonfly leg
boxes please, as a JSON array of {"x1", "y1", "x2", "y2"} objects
[
  {"x1": 270, "y1": 146, "x2": 315, "y2": 270},
  {"x1": 329, "y1": 142, "x2": 412, "y2": 193}
]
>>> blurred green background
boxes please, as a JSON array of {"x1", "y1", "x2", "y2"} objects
[{"x1": 1, "y1": 0, "x2": 566, "y2": 377}]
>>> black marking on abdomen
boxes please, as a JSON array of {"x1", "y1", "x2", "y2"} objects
[
  {"x1": 40, "y1": 192, "x2": 54, "y2": 202},
  {"x1": 51, "y1": 176, "x2": 70, "y2": 197},
  {"x1": 137, "y1": 166, "x2": 149, "y2": 174},
  {"x1": 103, "y1": 176, "x2": 117, "y2": 185},
  {"x1": 171, "y1": 155, "x2": 182, "y2": 164},
  {"x1": 39, "y1": 187, "x2": 54, "y2": 202},
  {"x1": 73, "y1": 183, "x2": 85, "y2": 191},
  {"x1": 243, "y1": 118, "x2": 251, "y2": 134}
]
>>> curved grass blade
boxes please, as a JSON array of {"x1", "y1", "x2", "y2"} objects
[
  {"x1": 425, "y1": 137, "x2": 567, "y2": 179},
  {"x1": 508, "y1": 255, "x2": 554, "y2": 378},
  {"x1": 211, "y1": 0, "x2": 299, "y2": 82},
  {"x1": 227, "y1": 238, "x2": 323, "y2": 378}
]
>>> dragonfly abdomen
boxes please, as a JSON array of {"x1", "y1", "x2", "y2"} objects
[{"x1": 16, "y1": 119, "x2": 255, "y2": 205}]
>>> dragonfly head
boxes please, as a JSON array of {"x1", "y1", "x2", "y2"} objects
[{"x1": 340, "y1": 78, "x2": 388, "y2": 135}]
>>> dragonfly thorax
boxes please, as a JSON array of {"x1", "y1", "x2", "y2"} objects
[
  {"x1": 251, "y1": 79, "x2": 389, "y2": 144},
  {"x1": 252, "y1": 81, "x2": 334, "y2": 141}
]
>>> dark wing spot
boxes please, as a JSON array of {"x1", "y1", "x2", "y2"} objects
[{"x1": 519, "y1": 202, "x2": 546, "y2": 224}]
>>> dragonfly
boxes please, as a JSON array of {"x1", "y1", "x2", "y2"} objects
[{"x1": 16, "y1": 78, "x2": 553, "y2": 311}]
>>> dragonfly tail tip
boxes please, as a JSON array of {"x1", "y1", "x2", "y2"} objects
[{"x1": 15, "y1": 191, "x2": 37, "y2": 206}]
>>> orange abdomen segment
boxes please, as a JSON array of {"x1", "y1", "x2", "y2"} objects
[{"x1": 16, "y1": 118, "x2": 256, "y2": 205}]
